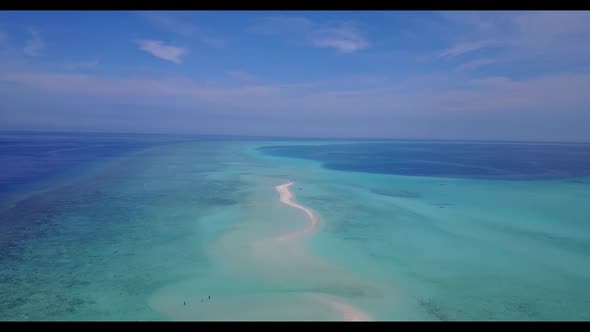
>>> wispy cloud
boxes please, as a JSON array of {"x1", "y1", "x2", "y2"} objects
[
  {"x1": 63, "y1": 59, "x2": 100, "y2": 71},
  {"x1": 437, "y1": 39, "x2": 498, "y2": 58},
  {"x1": 4, "y1": 68, "x2": 589, "y2": 116},
  {"x1": 509, "y1": 11, "x2": 590, "y2": 61},
  {"x1": 444, "y1": 73, "x2": 590, "y2": 112},
  {"x1": 23, "y1": 28, "x2": 44, "y2": 57},
  {"x1": 140, "y1": 11, "x2": 194, "y2": 36},
  {"x1": 249, "y1": 16, "x2": 314, "y2": 36},
  {"x1": 456, "y1": 58, "x2": 500, "y2": 71},
  {"x1": 3, "y1": 12, "x2": 590, "y2": 141},
  {"x1": 0, "y1": 71, "x2": 292, "y2": 101},
  {"x1": 136, "y1": 39, "x2": 186, "y2": 64},
  {"x1": 308, "y1": 24, "x2": 369, "y2": 53},
  {"x1": 437, "y1": 11, "x2": 590, "y2": 65},
  {"x1": 251, "y1": 16, "x2": 369, "y2": 53},
  {"x1": 139, "y1": 11, "x2": 225, "y2": 47},
  {"x1": 3, "y1": 67, "x2": 590, "y2": 140}
]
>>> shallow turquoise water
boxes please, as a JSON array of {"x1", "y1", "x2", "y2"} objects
[{"x1": 1, "y1": 137, "x2": 589, "y2": 320}]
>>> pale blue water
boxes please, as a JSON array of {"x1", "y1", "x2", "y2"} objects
[{"x1": 1, "y1": 132, "x2": 589, "y2": 320}]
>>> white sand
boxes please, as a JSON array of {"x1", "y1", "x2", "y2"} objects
[
  {"x1": 275, "y1": 181, "x2": 320, "y2": 241},
  {"x1": 149, "y1": 180, "x2": 376, "y2": 321},
  {"x1": 275, "y1": 181, "x2": 372, "y2": 321}
]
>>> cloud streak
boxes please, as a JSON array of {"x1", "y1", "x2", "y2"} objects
[
  {"x1": 3, "y1": 69, "x2": 589, "y2": 116},
  {"x1": 308, "y1": 24, "x2": 369, "y2": 53},
  {"x1": 437, "y1": 39, "x2": 498, "y2": 58},
  {"x1": 2, "y1": 12, "x2": 590, "y2": 141},
  {"x1": 251, "y1": 16, "x2": 369, "y2": 53},
  {"x1": 23, "y1": 28, "x2": 44, "y2": 57},
  {"x1": 136, "y1": 39, "x2": 186, "y2": 64},
  {"x1": 438, "y1": 11, "x2": 590, "y2": 65},
  {"x1": 0, "y1": 71, "x2": 288, "y2": 102},
  {"x1": 2, "y1": 68, "x2": 589, "y2": 141},
  {"x1": 456, "y1": 58, "x2": 500, "y2": 71},
  {"x1": 139, "y1": 11, "x2": 226, "y2": 47}
]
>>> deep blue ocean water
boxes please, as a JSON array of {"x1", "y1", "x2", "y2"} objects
[
  {"x1": 259, "y1": 141, "x2": 590, "y2": 180},
  {"x1": 0, "y1": 131, "x2": 166, "y2": 196}
]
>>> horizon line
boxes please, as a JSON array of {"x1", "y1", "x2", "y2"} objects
[{"x1": 1, "y1": 128, "x2": 589, "y2": 145}]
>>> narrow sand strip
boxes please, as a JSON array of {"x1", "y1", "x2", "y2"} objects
[
  {"x1": 314, "y1": 295, "x2": 372, "y2": 321},
  {"x1": 275, "y1": 181, "x2": 372, "y2": 321},
  {"x1": 275, "y1": 182, "x2": 319, "y2": 241}
]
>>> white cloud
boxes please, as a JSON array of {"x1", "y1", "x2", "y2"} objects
[
  {"x1": 23, "y1": 28, "x2": 44, "y2": 57},
  {"x1": 512, "y1": 11, "x2": 590, "y2": 43},
  {"x1": 456, "y1": 58, "x2": 501, "y2": 71},
  {"x1": 308, "y1": 25, "x2": 368, "y2": 53},
  {"x1": 437, "y1": 11, "x2": 590, "y2": 66},
  {"x1": 136, "y1": 39, "x2": 186, "y2": 64},
  {"x1": 3, "y1": 68, "x2": 590, "y2": 140},
  {"x1": 509, "y1": 11, "x2": 590, "y2": 61},
  {"x1": 138, "y1": 11, "x2": 226, "y2": 48},
  {"x1": 433, "y1": 73, "x2": 590, "y2": 112},
  {"x1": 437, "y1": 39, "x2": 498, "y2": 58},
  {"x1": 0, "y1": 71, "x2": 283, "y2": 101},
  {"x1": 251, "y1": 16, "x2": 369, "y2": 53},
  {"x1": 139, "y1": 11, "x2": 194, "y2": 36},
  {"x1": 3, "y1": 68, "x2": 590, "y2": 118},
  {"x1": 249, "y1": 16, "x2": 314, "y2": 35}
]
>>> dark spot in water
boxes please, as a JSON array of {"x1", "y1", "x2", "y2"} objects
[
  {"x1": 370, "y1": 189, "x2": 422, "y2": 199},
  {"x1": 567, "y1": 179, "x2": 586, "y2": 184},
  {"x1": 314, "y1": 284, "x2": 366, "y2": 298},
  {"x1": 260, "y1": 142, "x2": 590, "y2": 180},
  {"x1": 69, "y1": 298, "x2": 84, "y2": 306},
  {"x1": 417, "y1": 298, "x2": 449, "y2": 321},
  {"x1": 436, "y1": 203, "x2": 453, "y2": 208}
]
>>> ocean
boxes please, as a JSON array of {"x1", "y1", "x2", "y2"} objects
[{"x1": 1, "y1": 131, "x2": 589, "y2": 321}]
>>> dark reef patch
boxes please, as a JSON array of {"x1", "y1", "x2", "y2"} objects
[{"x1": 259, "y1": 142, "x2": 590, "y2": 180}]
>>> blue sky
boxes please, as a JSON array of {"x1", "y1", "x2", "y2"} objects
[{"x1": 1, "y1": 11, "x2": 589, "y2": 141}]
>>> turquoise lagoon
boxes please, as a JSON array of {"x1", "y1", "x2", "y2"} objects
[{"x1": 1, "y1": 132, "x2": 589, "y2": 320}]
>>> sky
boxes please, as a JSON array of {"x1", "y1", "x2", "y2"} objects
[{"x1": 0, "y1": 11, "x2": 589, "y2": 141}]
